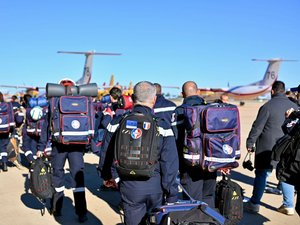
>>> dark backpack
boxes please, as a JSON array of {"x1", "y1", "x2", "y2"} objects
[
  {"x1": 114, "y1": 112, "x2": 160, "y2": 179},
  {"x1": 271, "y1": 134, "x2": 292, "y2": 162},
  {"x1": 29, "y1": 158, "x2": 54, "y2": 199},
  {"x1": 276, "y1": 131, "x2": 300, "y2": 186},
  {"x1": 49, "y1": 96, "x2": 95, "y2": 144},
  {"x1": 215, "y1": 175, "x2": 243, "y2": 225},
  {"x1": 0, "y1": 102, "x2": 15, "y2": 133}
]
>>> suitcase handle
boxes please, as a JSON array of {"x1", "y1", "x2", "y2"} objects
[{"x1": 175, "y1": 179, "x2": 226, "y2": 225}]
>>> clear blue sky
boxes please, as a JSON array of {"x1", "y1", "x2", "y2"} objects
[{"x1": 1, "y1": 1, "x2": 299, "y2": 96}]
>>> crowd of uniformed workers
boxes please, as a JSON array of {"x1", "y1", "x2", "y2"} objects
[{"x1": 0, "y1": 81, "x2": 299, "y2": 225}]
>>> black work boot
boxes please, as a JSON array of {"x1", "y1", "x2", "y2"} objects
[
  {"x1": 50, "y1": 194, "x2": 63, "y2": 217},
  {"x1": 78, "y1": 214, "x2": 88, "y2": 223},
  {"x1": 2, "y1": 162, "x2": 8, "y2": 172}
]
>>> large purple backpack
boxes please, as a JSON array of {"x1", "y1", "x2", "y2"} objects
[
  {"x1": 201, "y1": 103, "x2": 240, "y2": 171},
  {"x1": 49, "y1": 96, "x2": 95, "y2": 145},
  {"x1": 183, "y1": 103, "x2": 240, "y2": 171},
  {"x1": 0, "y1": 102, "x2": 15, "y2": 133}
]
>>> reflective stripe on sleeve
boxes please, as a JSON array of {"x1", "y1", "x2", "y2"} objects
[
  {"x1": 25, "y1": 150, "x2": 33, "y2": 156},
  {"x1": 107, "y1": 123, "x2": 119, "y2": 133},
  {"x1": 158, "y1": 127, "x2": 174, "y2": 137},
  {"x1": 0, "y1": 152, "x2": 8, "y2": 157},
  {"x1": 154, "y1": 106, "x2": 176, "y2": 113}
]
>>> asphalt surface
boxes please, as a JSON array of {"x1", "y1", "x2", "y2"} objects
[{"x1": 0, "y1": 100, "x2": 299, "y2": 225}]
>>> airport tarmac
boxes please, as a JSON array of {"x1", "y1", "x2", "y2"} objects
[{"x1": 0, "y1": 100, "x2": 299, "y2": 225}]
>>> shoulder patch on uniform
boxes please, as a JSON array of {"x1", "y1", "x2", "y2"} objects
[
  {"x1": 143, "y1": 122, "x2": 151, "y2": 130},
  {"x1": 126, "y1": 120, "x2": 137, "y2": 129},
  {"x1": 131, "y1": 128, "x2": 142, "y2": 139}
]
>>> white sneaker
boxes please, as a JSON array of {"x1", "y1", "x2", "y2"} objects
[
  {"x1": 244, "y1": 201, "x2": 260, "y2": 213},
  {"x1": 277, "y1": 205, "x2": 294, "y2": 215}
]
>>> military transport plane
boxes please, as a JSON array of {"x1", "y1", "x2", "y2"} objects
[
  {"x1": 199, "y1": 58, "x2": 297, "y2": 101},
  {"x1": 57, "y1": 51, "x2": 121, "y2": 85},
  {"x1": 0, "y1": 50, "x2": 121, "y2": 95}
]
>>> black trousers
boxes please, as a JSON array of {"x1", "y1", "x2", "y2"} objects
[
  {"x1": 180, "y1": 168, "x2": 217, "y2": 208},
  {"x1": 51, "y1": 144, "x2": 87, "y2": 216}
]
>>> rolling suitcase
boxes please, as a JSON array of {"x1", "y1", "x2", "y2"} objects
[{"x1": 149, "y1": 182, "x2": 226, "y2": 225}]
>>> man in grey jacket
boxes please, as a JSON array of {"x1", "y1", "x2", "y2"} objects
[{"x1": 244, "y1": 81, "x2": 298, "y2": 214}]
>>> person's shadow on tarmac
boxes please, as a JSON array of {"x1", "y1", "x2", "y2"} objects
[
  {"x1": 229, "y1": 170, "x2": 276, "y2": 225},
  {"x1": 84, "y1": 162, "x2": 124, "y2": 223}
]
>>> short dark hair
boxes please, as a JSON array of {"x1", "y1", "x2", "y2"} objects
[
  {"x1": 0, "y1": 92, "x2": 3, "y2": 102},
  {"x1": 153, "y1": 83, "x2": 162, "y2": 95},
  {"x1": 109, "y1": 87, "x2": 122, "y2": 100},
  {"x1": 272, "y1": 81, "x2": 285, "y2": 94}
]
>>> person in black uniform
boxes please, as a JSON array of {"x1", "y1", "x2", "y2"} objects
[
  {"x1": 38, "y1": 79, "x2": 89, "y2": 223},
  {"x1": 0, "y1": 91, "x2": 16, "y2": 172},
  {"x1": 172, "y1": 81, "x2": 217, "y2": 208},
  {"x1": 99, "y1": 81, "x2": 179, "y2": 225},
  {"x1": 153, "y1": 83, "x2": 177, "y2": 125}
]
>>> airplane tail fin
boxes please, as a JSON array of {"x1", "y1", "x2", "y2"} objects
[
  {"x1": 57, "y1": 51, "x2": 121, "y2": 85},
  {"x1": 109, "y1": 74, "x2": 115, "y2": 87},
  {"x1": 251, "y1": 58, "x2": 297, "y2": 86}
]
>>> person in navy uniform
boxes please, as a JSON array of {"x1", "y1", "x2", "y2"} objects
[
  {"x1": 22, "y1": 97, "x2": 47, "y2": 165},
  {"x1": 38, "y1": 78, "x2": 89, "y2": 223},
  {"x1": 172, "y1": 81, "x2": 217, "y2": 208},
  {"x1": 153, "y1": 83, "x2": 177, "y2": 125},
  {"x1": 99, "y1": 81, "x2": 179, "y2": 225},
  {"x1": 0, "y1": 91, "x2": 16, "y2": 172}
]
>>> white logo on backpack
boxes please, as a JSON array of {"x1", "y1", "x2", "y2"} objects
[
  {"x1": 222, "y1": 144, "x2": 233, "y2": 155},
  {"x1": 71, "y1": 120, "x2": 80, "y2": 129}
]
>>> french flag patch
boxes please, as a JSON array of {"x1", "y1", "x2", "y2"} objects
[
  {"x1": 143, "y1": 122, "x2": 151, "y2": 130},
  {"x1": 126, "y1": 120, "x2": 138, "y2": 129}
]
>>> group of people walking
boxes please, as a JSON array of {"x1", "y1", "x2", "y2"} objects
[{"x1": 0, "y1": 79, "x2": 299, "y2": 225}]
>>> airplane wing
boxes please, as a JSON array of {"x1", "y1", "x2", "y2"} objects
[{"x1": 0, "y1": 85, "x2": 44, "y2": 89}]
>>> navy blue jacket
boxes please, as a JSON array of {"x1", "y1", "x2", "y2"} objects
[
  {"x1": 99, "y1": 104, "x2": 179, "y2": 203},
  {"x1": 154, "y1": 94, "x2": 177, "y2": 125}
]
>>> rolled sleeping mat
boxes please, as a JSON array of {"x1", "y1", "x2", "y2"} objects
[
  {"x1": 46, "y1": 83, "x2": 66, "y2": 97},
  {"x1": 78, "y1": 83, "x2": 98, "y2": 97}
]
